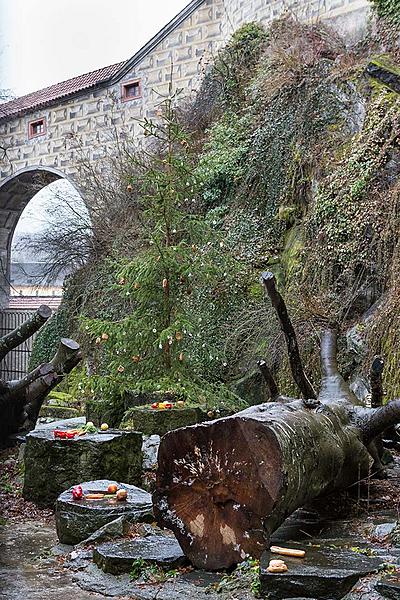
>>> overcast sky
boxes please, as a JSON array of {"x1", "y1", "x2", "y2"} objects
[{"x1": 0, "y1": 0, "x2": 189, "y2": 97}]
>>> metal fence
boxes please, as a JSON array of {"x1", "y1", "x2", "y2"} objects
[{"x1": 0, "y1": 309, "x2": 36, "y2": 380}]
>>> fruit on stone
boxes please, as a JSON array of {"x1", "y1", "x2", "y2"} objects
[
  {"x1": 100, "y1": 423, "x2": 109, "y2": 431},
  {"x1": 165, "y1": 402, "x2": 173, "y2": 409},
  {"x1": 86, "y1": 421, "x2": 94, "y2": 428},
  {"x1": 151, "y1": 403, "x2": 158, "y2": 409},
  {"x1": 72, "y1": 485, "x2": 83, "y2": 500},
  {"x1": 116, "y1": 489, "x2": 128, "y2": 501},
  {"x1": 176, "y1": 400, "x2": 185, "y2": 408},
  {"x1": 107, "y1": 483, "x2": 118, "y2": 494},
  {"x1": 158, "y1": 402, "x2": 167, "y2": 410}
]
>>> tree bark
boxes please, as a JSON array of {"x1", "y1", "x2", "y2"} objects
[
  {"x1": 260, "y1": 272, "x2": 316, "y2": 400},
  {"x1": 153, "y1": 273, "x2": 400, "y2": 570},
  {"x1": 0, "y1": 305, "x2": 52, "y2": 362},
  {"x1": 0, "y1": 309, "x2": 81, "y2": 446},
  {"x1": 154, "y1": 399, "x2": 372, "y2": 570},
  {"x1": 370, "y1": 356, "x2": 384, "y2": 408}
]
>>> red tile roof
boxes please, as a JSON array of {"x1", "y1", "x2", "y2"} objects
[
  {"x1": 8, "y1": 296, "x2": 62, "y2": 310},
  {"x1": 0, "y1": 61, "x2": 126, "y2": 121}
]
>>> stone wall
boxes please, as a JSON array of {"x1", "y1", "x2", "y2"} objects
[
  {"x1": 221, "y1": 0, "x2": 370, "y2": 37},
  {"x1": 0, "y1": 0, "x2": 371, "y2": 183},
  {"x1": 0, "y1": 0, "x2": 371, "y2": 307},
  {"x1": 0, "y1": 0, "x2": 225, "y2": 182}
]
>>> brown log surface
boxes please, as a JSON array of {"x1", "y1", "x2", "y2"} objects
[
  {"x1": 153, "y1": 399, "x2": 370, "y2": 570},
  {"x1": 154, "y1": 278, "x2": 400, "y2": 570}
]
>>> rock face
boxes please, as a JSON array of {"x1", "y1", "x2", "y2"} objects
[
  {"x1": 93, "y1": 533, "x2": 187, "y2": 575},
  {"x1": 23, "y1": 429, "x2": 143, "y2": 507},
  {"x1": 56, "y1": 480, "x2": 153, "y2": 545}
]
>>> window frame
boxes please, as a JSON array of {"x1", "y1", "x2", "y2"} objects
[
  {"x1": 121, "y1": 79, "x2": 142, "y2": 102},
  {"x1": 28, "y1": 117, "x2": 46, "y2": 139}
]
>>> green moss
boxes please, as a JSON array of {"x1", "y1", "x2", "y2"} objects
[
  {"x1": 370, "y1": 54, "x2": 400, "y2": 76},
  {"x1": 280, "y1": 225, "x2": 304, "y2": 287},
  {"x1": 371, "y1": 0, "x2": 400, "y2": 25}
]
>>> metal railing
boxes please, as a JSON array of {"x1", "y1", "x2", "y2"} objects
[{"x1": 0, "y1": 309, "x2": 36, "y2": 380}]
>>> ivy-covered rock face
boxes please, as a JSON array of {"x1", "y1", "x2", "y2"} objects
[
  {"x1": 31, "y1": 16, "x2": 400, "y2": 410},
  {"x1": 371, "y1": 0, "x2": 400, "y2": 25}
]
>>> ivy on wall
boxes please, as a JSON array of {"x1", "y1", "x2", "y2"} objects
[{"x1": 371, "y1": 0, "x2": 400, "y2": 25}]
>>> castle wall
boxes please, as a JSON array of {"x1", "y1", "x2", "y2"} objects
[{"x1": 0, "y1": 0, "x2": 371, "y2": 184}]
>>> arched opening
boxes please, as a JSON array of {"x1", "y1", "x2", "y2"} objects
[{"x1": 0, "y1": 166, "x2": 85, "y2": 309}]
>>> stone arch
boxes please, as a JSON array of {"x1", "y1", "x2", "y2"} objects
[{"x1": 0, "y1": 166, "x2": 81, "y2": 307}]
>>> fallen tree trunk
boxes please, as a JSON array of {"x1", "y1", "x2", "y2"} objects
[
  {"x1": 153, "y1": 273, "x2": 400, "y2": 570},
  {"x1": 0, "y1": 306, "x2": 81, "y2": 446}
]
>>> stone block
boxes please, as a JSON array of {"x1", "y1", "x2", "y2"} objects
[
  {"x1": 23, "y1": 428, "x2": 143, "y2": 507},
  {"x1": 55, "y1": 479, "x2": 153, "y2": 544},
  {"x1": 121, "y1": 405, "x2": 231, "y2": 436},
  {"x1": 260, "y1": 543, "x2": 383, "y2": 600},
  {"x1": 93, "y1": 532, "x2": 187, "y2": 575}
]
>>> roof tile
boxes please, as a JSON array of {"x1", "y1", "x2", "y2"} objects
[{"x1": 0, "y1": 61, "x2": 126, "y2": 121}]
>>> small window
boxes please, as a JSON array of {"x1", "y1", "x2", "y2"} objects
[
  {"x1": 28, "y1": 118, "x2": 46, "y2": 139},
  {"x1": 121, "y1": 79, "x2": 141, "y2": 102}
]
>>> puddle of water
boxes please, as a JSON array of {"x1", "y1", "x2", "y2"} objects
[{"x1": 0, "y1": 520, "x2": 105, "y2": 600}]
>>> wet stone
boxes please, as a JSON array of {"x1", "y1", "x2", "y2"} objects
[
  {"x1": 260, "y1": 542, "x2": 383, "y2": 600},
  {"x1": 374, "y1": 523, "x2": 397, "y2": 542},
  {"x1": 93, "y1": 533, "x2": 188, "y2": 575},
  {"x1": 56, "y1": 479, "x2": 153, "y2": 545},
  {"x1": 23, "y1": 428, "x2": 143, "y2": 507},
  {"x1": 74, "y1": 562, "x2": 222, "y2": 599},
  {"x1": 376, "y1": 576, "x2": 400, "y2": 600}
]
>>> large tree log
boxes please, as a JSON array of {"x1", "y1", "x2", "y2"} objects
[
  {"x1": 153, "y1": 273, "x2": 400, "y2": 570},
  {"x1": 0, "y1": 305, "x2": 52, "y2": 362},
  {"x1": 0, "y1": 303, "x2": 81, "y2": 446}
]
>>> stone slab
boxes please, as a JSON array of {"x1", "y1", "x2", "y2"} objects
[
  {"x1": 56, "y1": 479, "x2": 153, "y2": 545},
  {"x1": 23, "y1": 428, "x2": 143, "y2": 507},
  {"x1": 93, "y1": 533, "x2": 187, "y2": 575},
  {"x1": 260, "y1": 542, "x2": 383, "y2": 600},
  {"x1": 376, "y1": 576, "x2": 400, "y2": 600}
]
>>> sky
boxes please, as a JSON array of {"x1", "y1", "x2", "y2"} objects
[
  {"x1": 0, "y1": 0, "x2": 189, "y2": 97},
  {"x1": 0, "y1": 0, "x2": 190, "y2": 256}
]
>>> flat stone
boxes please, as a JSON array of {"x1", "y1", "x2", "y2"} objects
[
  {"x1": 260, "y1": 543, "x2": 383, "y2": 600},
  {"x1": 74, "y1": 562, "x2": 222, "y2": 599},
  {"x1": 376, "y1": 576, "x2": 400, "y2": 600},
  {"x1": 35, "y1": 417, "x2": 86, "y2": 431},
  {"x1": 56, "y1": 479, "x2": 153, "y2": 545},
  {"x1": 93, "y1": 533, "x2": 187, "y2": 575},
  {"x1": 23, "y1": 429, "x2": 143, "y2": 507},
  {"x1": 374, "y1": 523, "x2": 397, "y2": 542}
]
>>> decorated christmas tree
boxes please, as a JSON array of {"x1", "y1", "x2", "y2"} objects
[{"x1": 83, "y1": 90, "x2": 250, "y2": 410}]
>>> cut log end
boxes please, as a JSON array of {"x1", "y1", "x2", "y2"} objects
[
  {"x1": 37, "y1": 305, "x2": 52, "y2": 319},
  {"x1": 153, "y1": 417, "x2": 283, "y2": 570},
  {"x1": 60, "y1": 338, "x2": 80, "y2": 351}
]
